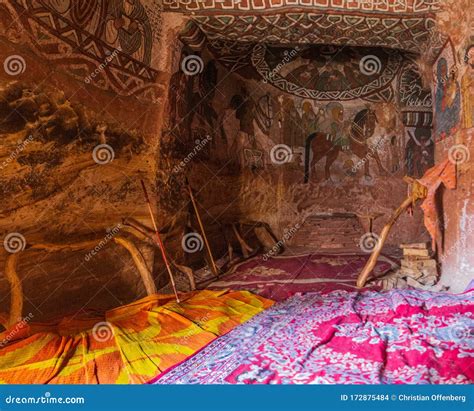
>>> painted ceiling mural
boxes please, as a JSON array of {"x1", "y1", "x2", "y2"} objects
[
  {"x1": 163, "y1": 0, "x2": 442, "y2": 13},
  {"x1": 0, "y1": 0, "x2": 163, "y2": 102},
  {"x1": 171, "y1": 0, "x2": 446, "y2": 62},
  {"x1": 251, "y1": 44, "x2": 402, "y2": 102},
  {"x1": 188, "y1": 13, "x2": 441, "y2": 55},
  {"x1": 167, "y1": 44, "x2": 434, "y2": 185}
]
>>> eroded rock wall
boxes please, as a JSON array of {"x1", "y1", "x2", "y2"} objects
[{"x1": 0, "y1": 1, "x2": 188, "y2": 320}]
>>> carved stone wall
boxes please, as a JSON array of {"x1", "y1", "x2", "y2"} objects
[{"x1": 432, "y1": 0, "x2": 474, "y2": 292}]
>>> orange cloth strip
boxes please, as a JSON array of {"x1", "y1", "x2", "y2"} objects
[
  {"x1": 0, "y1": 290, "x2": 273, "y2": 384},
  {"x1": 418, "y1": 159, "x2": 456, "y2": 252}
]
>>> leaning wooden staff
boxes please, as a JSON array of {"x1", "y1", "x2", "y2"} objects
[
  {"x1": 356, "y1": 176, "x2": 428, "y2": 288},
  {"x1": 185, "y1": 177, "x2": 219, "y2": 278},
  {"x1": 140, "y1": 180, "x2": 180, "y2": 303}
]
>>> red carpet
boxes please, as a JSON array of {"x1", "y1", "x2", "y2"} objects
[{"x1": 209, "y1": 253, "x2": 397, "y2": 301}]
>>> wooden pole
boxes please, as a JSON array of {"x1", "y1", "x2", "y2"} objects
[
  {"x1": 185, "y1": 177, "x2": 219, "y2": 278},
  {"x1": 356, "y1": 197, "x2": 413, "y2": 288},
  {"x1": 113, "y1": 236, "x2": 157, "y2": 296},
  {"x1": 356, "y1": 177, "x2": 428, "y2": 288},
  {"x1": 5, "y1": 253, "x2": 23, "y2": 328},
  {"x1": 140, "y1": 180, "x2": 180, "y2": 303}
]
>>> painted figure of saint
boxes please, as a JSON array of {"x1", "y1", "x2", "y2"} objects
[
  {"x1": 461, "y1": 45, "x2": 474, "y2": 129},
  {"x1": 318, "y1": 102, "x2": 349, "y2": 149},
  {"x1": 105, "y1": 0, "x2": 152, "y2": 65},
  {"x1": 405, "y1": 128, "x2": 434, "y2": 178},
  {"x1": 435, "y1": 57, "x2": 461, "y2": 139}
]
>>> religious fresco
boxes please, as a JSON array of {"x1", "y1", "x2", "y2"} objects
[
  {"x1": 41, "y1": 0, "x2": 154, "y2": 65},
  {"x1": 399, "y1": 61, "x2": 433, "y2": 110},
  {"x1": 178, "y1": 11, "x2": 442, "y2": 59},
  {"x1": 165, "y1": 44, "x2": 430, "y2": 185},
  {"x1": 0, "y1": 0, "x2": 162, "y2": 101},
  {"x1": 434, "y1": 42, "x2": 462, "y2": 141},
  {"x1": 163, "y1": 0, "x2": 442, "y2": 13},
  {"x1": 300, "y1": 103, "x2": 394, "y2": 183},
  {"x1": 404, "y1": 127, "x2": 434, "y2": 178},
  {"x1": 252, "y1": 45, "x2": 401, "y2": 103},
  {"x1": 165, "y1": 52, "x2": 223, "y2": 158},
  {"x1": 226, "y1": 88, "x2": 275, "y2": 171},
  {"x1": 397, "y1": 59, "x2": 435, "y2": 178}
]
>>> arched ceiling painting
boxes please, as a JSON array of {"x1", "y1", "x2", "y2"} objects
[
  {"x1": 170, "y1": 0, "x2": 446, "y2": 54},
  {"x1": 174, "y1": 0, "x2": 441, "y2": 106},
  {"x1": 251, "y1": 44, "x2": 402, "y2": 102}
]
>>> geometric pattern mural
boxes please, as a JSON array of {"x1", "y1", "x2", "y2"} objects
[
  {"x1": 164, "y1": 0, "x2": 442, "y2": 13},
  {"x1": 1, "y1": 0, "x2": 162, "y2": 103},
  {"x1": 190, "y1": 13, "x2": 440, "y2": 54}
]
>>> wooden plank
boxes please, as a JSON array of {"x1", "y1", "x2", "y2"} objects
[
  {"x1": 403, "y1": 248, "x2": 430, "y2": 257},
  {"x1": 400, "y1": 242, "x2": 428, "y2": 249}
]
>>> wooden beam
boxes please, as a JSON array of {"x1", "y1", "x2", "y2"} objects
[
  {"x1": 5, "y1": 253, "x2": 23, "y2": 328},
  {"x1": 356, "y1": 196, "x2": 413, "y2": 288},
  {"x1": 113, "y1": 236, "x2": 157, "y2": 296},
  {"x1": 2, "y1": 234, "x2": 159, "y2": 327}
]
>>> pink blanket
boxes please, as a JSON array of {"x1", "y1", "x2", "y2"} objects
[
  {"x1": 209, "y1": 253, "x2": 397, "y2": 301},
  {"x1": 154, "y1": 289, "x2": 474, "y2": 384}
]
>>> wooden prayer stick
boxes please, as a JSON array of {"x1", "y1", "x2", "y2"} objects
[
  {"x1": 356, "y1": 197, "x2": 413, "y2": 288},
  {"x1": 185, "y1": 177, "x2": 219, "y2": 278},
  {"x1": 140, "y1": 180, "x2": 180, "y2": 303},
  {"x1": 356, "y1": 177, "x2": 428, "y2": 288}
]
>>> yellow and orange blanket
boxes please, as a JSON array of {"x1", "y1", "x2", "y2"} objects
[{"x1": 0, "y1": 290, "x2": 273, "y2": 384}]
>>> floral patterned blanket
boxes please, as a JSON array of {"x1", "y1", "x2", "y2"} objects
[{"x1": 153, "y1": 289, "x2": 474, "y2": 384}]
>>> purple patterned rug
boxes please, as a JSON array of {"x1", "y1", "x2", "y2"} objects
[{"x1": 153, "y1": 289, "x2": 474, "y2": 384}]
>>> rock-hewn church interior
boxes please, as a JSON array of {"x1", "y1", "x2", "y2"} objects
[{"x1": 0, "y1": 0, "x2": 473, "y2": 385}]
